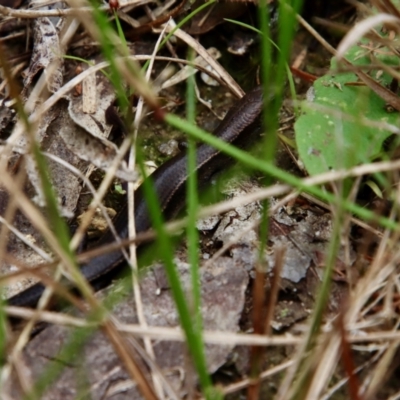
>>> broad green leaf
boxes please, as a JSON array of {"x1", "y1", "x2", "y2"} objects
[{"x1": 295, "y1": 40, "x2": 400, "y2": 175}]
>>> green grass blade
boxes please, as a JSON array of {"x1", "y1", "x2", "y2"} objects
[
  {"x1": 136, "y1": 148, "x2": 217, "y2": 397},
  {"x1": 184, "y1": 52, "x2": 216, "y2": 396},
  {"x1": 165, "y1": 113, "x2": 400, "y2": 232},
  {"x1": 113, "y1": 9, "x2": 128, "y2": 50}
]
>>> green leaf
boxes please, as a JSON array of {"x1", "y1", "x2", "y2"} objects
[{"x1": 295, "y1": 40, "x2": 400, "y2": 175}]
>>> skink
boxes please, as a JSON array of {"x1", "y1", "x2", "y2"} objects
[{"x1": 7, "y1": 85, "x2": 264, "y2": 309}]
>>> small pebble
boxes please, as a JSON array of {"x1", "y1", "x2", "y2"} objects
[
  {"x1": 200, "y1": 65, "x2": 220, "y2": 87},
  {"x1": 158, "y1": 139, "x2": 179, "y2": 156}
]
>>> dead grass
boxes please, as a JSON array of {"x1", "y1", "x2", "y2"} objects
[{"x1": 1, "y1": 0, "x2": 400, "y2": 399}]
